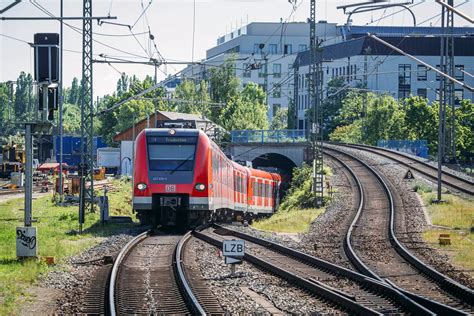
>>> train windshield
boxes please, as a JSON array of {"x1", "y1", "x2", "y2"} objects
[{"x1": 147, "y1": 136, "x2": 197, "y2": 172}]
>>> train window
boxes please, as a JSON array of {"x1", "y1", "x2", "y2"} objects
[{"x1": 147, "y1": 144, "x2": 196, "y2": 171}]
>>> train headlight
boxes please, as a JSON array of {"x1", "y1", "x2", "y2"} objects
[
  {"x1": 137, "y1": 183, "x2": 147, "y2": 191},
  {"x1": 168, "y1": 129, "x2": 176, "y2": 135},
  {"x1": 194, "y1": 183, "x2": 206, "y2": 191}
]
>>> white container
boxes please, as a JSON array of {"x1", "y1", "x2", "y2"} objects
[
  {"x1": 97, "y1": 147, "x2": 120, "y2": 168},
  {"x1": 11, "y1": 172, "x2": 24, "y2": 188}
]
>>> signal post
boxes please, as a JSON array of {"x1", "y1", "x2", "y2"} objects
[{"x1": 16, "y1": 33, "x2": 59, "y2": 258}]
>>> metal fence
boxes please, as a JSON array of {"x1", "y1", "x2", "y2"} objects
[
  {"x1": 231, "y1": 130, "x2": 307, "y2": 144},
  {"x1": 377, "y1": 140, "x2": 429, "y2": 158}
]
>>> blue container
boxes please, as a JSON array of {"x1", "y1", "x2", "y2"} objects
[{"x1": 54, "y1": 136, "x2": 108, "y2": 166}]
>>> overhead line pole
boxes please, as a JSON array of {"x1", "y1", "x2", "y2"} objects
[
  {"x1": 79, "y1": 0, "x2": 94, "y2": 233},
  {"x1": 309, "y1": 0, "x2": 324, "y2": 207},
  {"x1": 437, "y1": 4, "x2": 446, "y2": 202},
  {"x1": 58, "y1": 0, "x2": 64, "y2": 203},
  {"x1": 435, "y1": 0, "x2": 474, "y2": 23}
]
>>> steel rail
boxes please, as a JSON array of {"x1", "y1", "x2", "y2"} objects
[
  {"x1": 324, "y1": 147, "x2": 474, "y2": 314},
  {"x1": 175, "y1": 231, "x2": 206, "y2": 315},
  {"x1": 108, "y1": 230, "x2": 149, "y2": 316},
  {"x1": 194, "y1": 229, "x2": 381, "y2": 315},
  {"x1": 327, "y1": 142, "x2": 474, "y2": 195},
  {"x1": 207, "y1": 225, "x2": 437, "y2": 315},
  {"x1": 207, "y1": 225, "x2": 433, "y2": 315}
]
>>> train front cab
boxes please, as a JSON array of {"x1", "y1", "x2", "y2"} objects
[{"x1": 133, "y1": 128, "x2": 211, "y2": 226}]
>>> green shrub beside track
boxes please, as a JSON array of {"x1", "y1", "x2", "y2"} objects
[{"x1": 252, "y1": 164, "x2": 331, "y2": 233}]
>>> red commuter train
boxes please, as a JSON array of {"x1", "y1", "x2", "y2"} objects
[{"x1": 133, "y1": 127, "x2": 282, "y2": 226}]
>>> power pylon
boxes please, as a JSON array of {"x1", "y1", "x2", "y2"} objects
[
  {"x1": 79, "y1": 0, "x2": 94, "y2": 230},
  {"x1": 309, "y1": 0, "x2": 324, "y2": 207}
]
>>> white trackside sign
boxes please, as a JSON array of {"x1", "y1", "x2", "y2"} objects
[{"x1": 223, "y1": 239, "x2": 245, "y2": 265}]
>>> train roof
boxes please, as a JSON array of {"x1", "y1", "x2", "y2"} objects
[{"x1": 143, "y1": 128, "x2": 202, "y2": 137}]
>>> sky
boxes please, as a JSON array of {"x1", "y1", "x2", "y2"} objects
[{"x1": 1, "y1": 0, "x2": 472, "y2": 97}]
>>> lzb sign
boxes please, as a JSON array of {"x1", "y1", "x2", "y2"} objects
[{"x1": 223, "y1": 239, "x2": 245, "y2": 264}]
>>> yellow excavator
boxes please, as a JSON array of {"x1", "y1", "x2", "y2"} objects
[{"x1": 0, "y1": 143, "x2": 25, "y2": 178}]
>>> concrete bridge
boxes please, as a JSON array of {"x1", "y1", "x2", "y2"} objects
[{"x1": 229, "y1": 130, "x2": 310, "y2": 176}]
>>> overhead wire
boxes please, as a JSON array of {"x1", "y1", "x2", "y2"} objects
[{"x1": 29, "y1": 0, "x2": 151, "y2": 59}]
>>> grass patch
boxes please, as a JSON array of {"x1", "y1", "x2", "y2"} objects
[
  {"x1": 422, "y1": 229, "x2": 473, "y2": 278},
  {"x1": 252, "y1": 208, "x2": 325, "y2": 233},
  {"x1": 420, "y1": 192, "x2": 473, "y2": 230},
  {"x1": 0, "y1": 178, "x2": 136, "y2": 315},
  {"x1": 419, "y1": 191, "x2": 474, "y2": 277}
]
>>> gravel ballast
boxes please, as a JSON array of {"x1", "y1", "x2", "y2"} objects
[
  {"x1": 38, "y1": 229, "x2": 143, "y2": 314},
  {"x1": 189, "y1": 237, "x2": 346, "y2": 315},
  {"x1": 330, "y1": 144, "x2": 474, "y2": 288}
]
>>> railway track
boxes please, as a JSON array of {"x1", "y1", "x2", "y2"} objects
[
  {"x1": 328, "y1": 143, "x2": 474, "y2": 196},
  {"x1": 108, "y1": 229, "x2": 223, "y2": 315},
  {"x1": 195, "y1": 226, "x2": 432, "y2": 315},
  {"x1": 324, "y1": 147, "x2": 474, "y2": 315}
]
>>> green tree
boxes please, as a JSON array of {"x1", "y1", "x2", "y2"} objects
[
  {"x1": 287, "y1": 99, "x2": 297, "y2": 129},
  {"x1": 219, "y1": 83, "x2": 268, "y2": 131},
  {"x1": 363, "y1": 95, "x2": 406, "y2": 144},
  {"x1": 453, "y1": 100, "x2": 474, "y2": 161},
  {"x1": 116, "y1": 73, "x2": 129, "y2": 97},
  {"x1": 323, "y1": 77, "x2": 349, "y2": 137},
  {"x1": 173, "y1": 79, "x2": 210, "y2": 117},
  {"x1": 329, "y1": 123, "x2": 362, "y2": 143},
  {"x1": 271, "y1": 108, "x2": 288, "y2": 130},
  {"x1": 62, "y1": 103, "x2": 81, "y2": 135},
  {"x1": 14, "y1": 72, "x2": 35, "y2": 120},
  {"x1": 208, "y1": 57, "x2": 240, "y2": 122},
  {"x1": 67, "y1": 77, "x2": 81, "y2": 105}
]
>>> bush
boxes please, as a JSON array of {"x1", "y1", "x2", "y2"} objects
[{"x1": 279, "y1": 163, "x2": 330, "y2": 211}]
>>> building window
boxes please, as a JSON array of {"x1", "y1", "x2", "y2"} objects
[
  {"x1": 455, "y1": 89, "x2": 464, "y2": 105},
  {"x1": 436, "y1": 65, "x2": 442, "y2": 81},
  {"x1": 399, "y1": 64, "x2": 411, "y2": 86},
  {"x1": 417, "y1": 88, "x2": 427, "y2": 98},
  {"x1": 269, "y1": 44, "x2": 278, "y2": 54},
  {"x1": 398, "y1": 64, "x2": 412, "y2": 99},
  {"x1": 258, "y1": 64, "x2": 267, "y2": 78},
  {"x1": 305, "y1": 74, "x2": 309, "y2": 89},
  {"x1": 298, "y1": 119, "x2": 304, "y2": 129},
  {"x1": 455, "y1": 65, "x2": 464, "y2": 81},
  {"x1": 273, "y1": 63, "x2": 281, "y2": 78},
  {"x1": 284, "y1": 44, "x2": 292, "y2": 55},
  {"x1": 272, "y1": 84, "x2": 281, "y2": 98},
  {"x1": 417, "y1": 65, "x2": 427, "y2": 81},
  {"x1": 398, "y1": 89, "x2": 411, "y2": 100},
  {"x1": 273, "y1": 104, "x2": 281, "y2": 115},
  {"x1": 298, "y1": 44, "x2": 307, "y2": 52},
  {"x1": 242, "y1": 63, "x2": 251, "y2": 78},
  {"x1": 254, "y1": 43, "x2": 263, "y2": 54}
]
